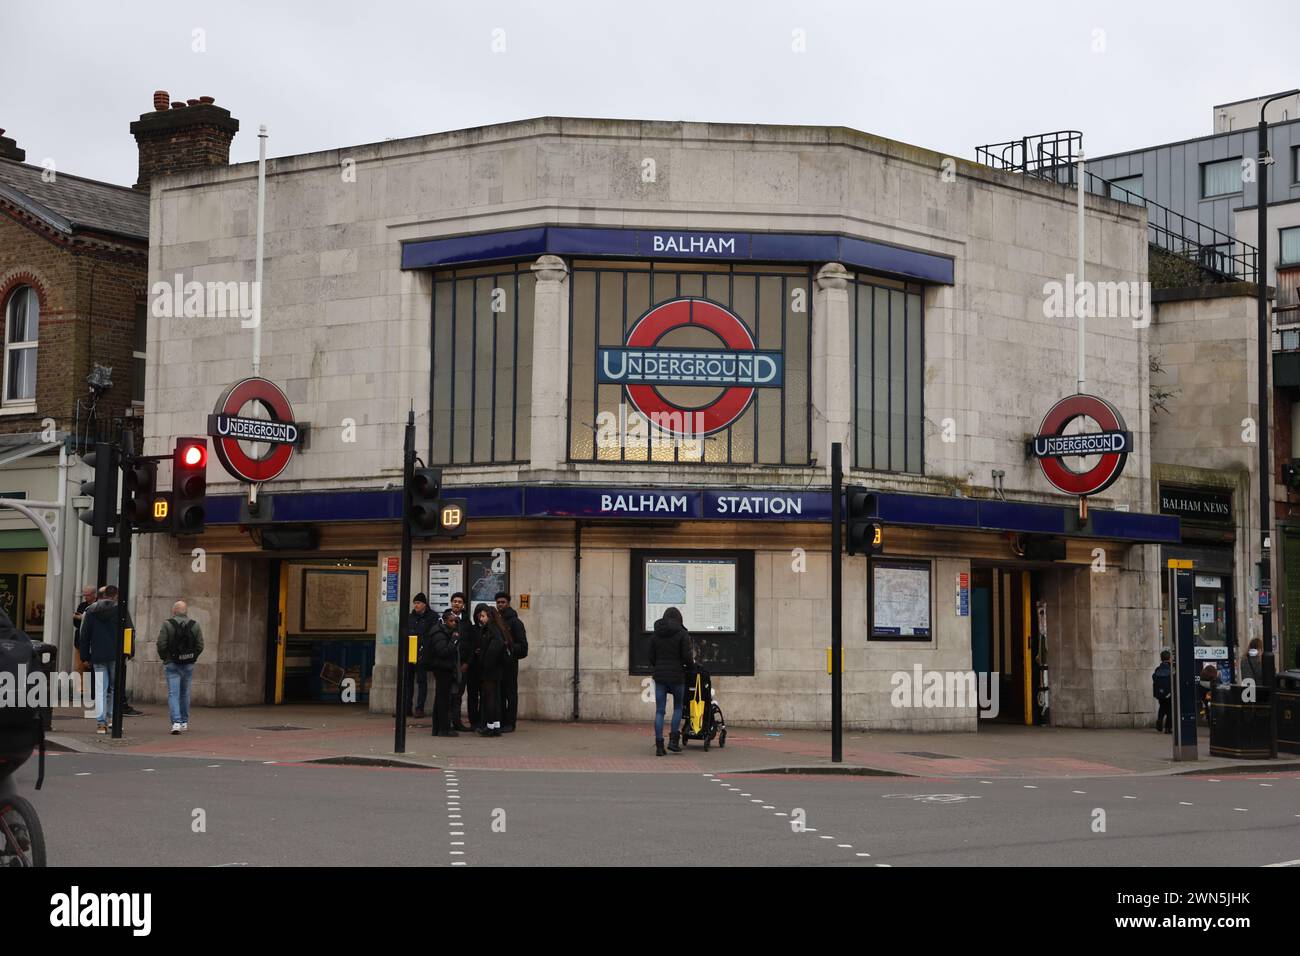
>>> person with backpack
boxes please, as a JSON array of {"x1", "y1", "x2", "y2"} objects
[
  {"x1": 475, "y1": 604, "x2": 507, "y2": 737},
  {"x1": 426, "y1": 608, "x2": 461, "y2": 737},
  {"x1": 494, "y1": 592, "x2": 528, "y2": 732},
  {"x1": 1151, "y1": 649, "x2": 1172, "y2": 734},
  {"x1": 156, "y1": 600, "x2": 204, "y2": 735},
  {"x1": 648, "y1": 606, "x2": 693, "y2": 755}
]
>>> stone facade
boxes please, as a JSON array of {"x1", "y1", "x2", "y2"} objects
[{"x1": 135, "y1": 117, "x2": 1166, "y2": 729}]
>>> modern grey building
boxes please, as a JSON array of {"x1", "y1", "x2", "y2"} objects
[{"x1": 1083, "y1": 91, "x2": 1300, "y2": 674}]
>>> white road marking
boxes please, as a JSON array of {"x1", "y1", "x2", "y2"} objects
[
  {"x1": 1180, "y1": 802, "x2": 1194, "y2": 806},
  {"x1": 837, "y1": 844, "x2": 852, "y2": 848},
  {"x1": 1264, "y1": 860, "x2": 1300, "y2": 867},
  {"x1": 762, "y1": 805, "x2": 775, "y2": 809},
  {"x1": 1072, "y1": 790, "x2": 1086, "y2": 794},
  {"x1": 142, "y1": 769, "x2": 155, "y2": 773},
  {"x1": 1233, "y1": 808, "x2": 1248, "y2": 812},
  {"x1": 1023, "y1": 785, "x2": 1038, "y2": 789},
  {"x1": 75, "y1": 772, "x2": 91, "y2": 776},
  {"x1": 207, "y1": 764, "x2": 220, "y2": 768},
  {"x1": 451, "y1": 861, "x2": 467, "y2": 866},
  {"x1": 819, "y1": 836, "x2": 834, "y2": 840},
  {"x1": 451, "y1": 841, "x2": 464, "y2": 846},
  {"x1": 1123, "y1": 796, "x2": 1137, "y2": 800},
  {"x1": 856, "y1": 852, "x2": 871, "y2": 857}
]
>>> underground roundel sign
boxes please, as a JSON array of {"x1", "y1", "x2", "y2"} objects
[
  {"x1": 596, "y1": 297, "x2": 783, "y2": 437},
  {"x1": 1031, "y1": 393, "x2": 1131, "y2": 497},
  {"x1": 207, "y1": 377, "x2": 303, "y2": 483}
]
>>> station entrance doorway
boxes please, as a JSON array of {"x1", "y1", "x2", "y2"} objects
[
  {"x1": 969, "y1": 565, "x2": 1050, "y2": 726},
  {"x1": 263, "y1": 554, "x2": 380, "y2": 705}
]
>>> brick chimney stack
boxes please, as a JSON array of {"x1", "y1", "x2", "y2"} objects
[
  {"x1": 129, "y1": 90, "x2": 239, "y2": 190},
  {"x1": 0, "y1": 128, "x2": 25, "y2": 163}
]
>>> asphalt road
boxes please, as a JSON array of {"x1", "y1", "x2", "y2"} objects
[{"x1": 10, "y1": 754, "x2": 1300, "y2": 867}]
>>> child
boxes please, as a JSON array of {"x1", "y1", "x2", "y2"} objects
[{"x1": 1151, "y1": 650, "x2": 1172, "y2": 733}]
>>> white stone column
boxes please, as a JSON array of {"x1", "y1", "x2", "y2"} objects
[
  {"x1": 529, "y1": 255, "x2": 570, "y2": 471},
  {"x1": 812, "y1": 262, "x2": 853, "y2": 474}
]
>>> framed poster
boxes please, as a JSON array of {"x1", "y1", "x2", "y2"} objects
[
  {"x1": 629, "y1": 550, "x2": 755, "y2": 677},
  {"x1": 0, "y1": 574, "x2": 18, "y2": 624},
  {"x1": 467, "y1": 554, "x2": 508, "y2": 605},
  {"x1": 21, "y1": 574, "x2": 45, "y2": 633},
  {"x1": 301, "y1": 569, "x2": 369, "y2": 632},
  {"x1": 643, "y1": 557, "x2": 737, "y2": 632},
  {"x1": 869, "y1": 559, "x2": 932, "y2": 641},
  {"x1": 428, "y1": 553, "x2": 510, "y2": 609},
  {"x1": 427, "y1": 562, "x2": 464, "y2": 613}
]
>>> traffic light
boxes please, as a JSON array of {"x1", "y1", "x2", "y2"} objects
[
  {"x1": 78, "y1": 442, "x2": 119, "y2": 537},
  {"x1": 172, "y1": 437, "x2": 208, "y2": 534},
  {"x1": 409, "y1": 467, "x2": 441, "y2": 538},
  {"x1": 123, "y1": 458, "x2": 159, "y2": 526},
  {"x1": 437, "y1": 498, "x2": 468, "y2": 538},
  {"x1": 845, "y1": 485, "x2": 883, "y2": 556}
]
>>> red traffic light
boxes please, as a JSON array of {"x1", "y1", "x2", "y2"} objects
[{"x1": 182, "y1": 444, "x2": 206, "y2": 467}]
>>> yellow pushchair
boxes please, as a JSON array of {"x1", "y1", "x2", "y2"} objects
[{"x1": 680, "y1": 662, "x2": 726, "y2": 750}]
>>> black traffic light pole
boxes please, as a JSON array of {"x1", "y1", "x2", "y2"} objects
[
  {"x1": 393, "y1": 410, "x2": 415, "y2": 754},
  {"x1": 1257, "y1": 91, "x2": 1299, "y2": 758},
  {"x1": 831, "y1": 442, "x2": 843, "y2": 763},
  {"x1": 111, "y1": 430, "x2": 134, "y2": 740}
]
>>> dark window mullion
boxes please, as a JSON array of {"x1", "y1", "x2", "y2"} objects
[{"x1": 490, "y1": 273, "x2": 500, "y2": 462}]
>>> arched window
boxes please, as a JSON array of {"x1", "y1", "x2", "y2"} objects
[{"x1": 4, "y1": 285, "x2": 39, "y2": 405}]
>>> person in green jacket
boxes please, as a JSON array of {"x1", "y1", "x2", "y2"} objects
[{"x1": 156, "y1": 600, "x2": 204, "y2": 735}]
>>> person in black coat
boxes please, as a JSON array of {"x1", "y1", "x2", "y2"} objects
[
  {"x1": 648, "y1": 606, "x2": 693, "y2": 756},
  {"x1": 427, "y1": 609, "x2": 461, "y2": 737},
  {"x1": 449, "y1": 592, "x2": 474, "y2": 731},
  {"x1": 77, "y1": 586, "x2": 132, "y2": 733},
  {"x1": 494, "y1": 592, "x2": 528, "y2": 732},
  {"x1": 475, "y1": 605, "x2": 508, "y2": 737},
  {"x1": 406, "y1": 594, "x2": 435, "y2": 719},
  {"x1": 1151, "y1": 649, "x2": 1172, "y2": 734}
]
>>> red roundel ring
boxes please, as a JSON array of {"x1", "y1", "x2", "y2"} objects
[
  {"x1": 1034, "y1": 394, "x2": 1129, "y2": 497},
  {"x1": 623, "y1": 298, "x2": 757, "y2": 436},
  {"x1": 212, "y1": 377, "x2": 296, "y2": 483}
]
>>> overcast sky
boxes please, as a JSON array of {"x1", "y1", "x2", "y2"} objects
[{"x1": 3, "y1": 0, "x2": 1298, "y2": 186}]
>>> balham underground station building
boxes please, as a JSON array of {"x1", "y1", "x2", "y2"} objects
[{"x1": 128, "y1": 113, "x2": 1273, "y2": 732}]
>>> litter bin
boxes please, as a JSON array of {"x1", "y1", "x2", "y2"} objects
[
  {"x1": 1208, "y1": 683, "x2": 1272, "y2": 759},
  {"x1": 1278, "y1": 670, "x2": 1300, "y2": 755}
]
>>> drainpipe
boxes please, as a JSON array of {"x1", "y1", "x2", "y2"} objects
[{"x1": 572, "y1": 521, "x2": 582, "y2": 721}]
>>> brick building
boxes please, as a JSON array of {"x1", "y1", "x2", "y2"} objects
[{"x1": 0, "y1": 92, "x2": 238, "y2": 666}]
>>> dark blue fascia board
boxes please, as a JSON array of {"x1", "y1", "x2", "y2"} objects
[
  {"x1": 205, "y1": 485, "x2": 1178, "y2": 544},
  {"x1": 400, "y1": 227, "x2": 955, "y2": 285},
  {"x1": 1092, "y1": 509, "x2": 1181, "y2": 544}
]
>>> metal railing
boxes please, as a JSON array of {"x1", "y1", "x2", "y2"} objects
[{"x1": 975, "y1": 132, "x2": 1259, "y2": 284}]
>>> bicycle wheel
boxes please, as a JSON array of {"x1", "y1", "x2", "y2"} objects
[{"x1": 0, "y1": 795, "x2": 46, "y2": 867}]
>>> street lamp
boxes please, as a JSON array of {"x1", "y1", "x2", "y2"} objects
[{"x1": 1256, "y1": 89, "x2": 1300, "y2": 760}]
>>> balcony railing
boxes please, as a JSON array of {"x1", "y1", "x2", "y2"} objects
[{"x1": 975, "y1": 132, "x2": 1259, "y2": 285}]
